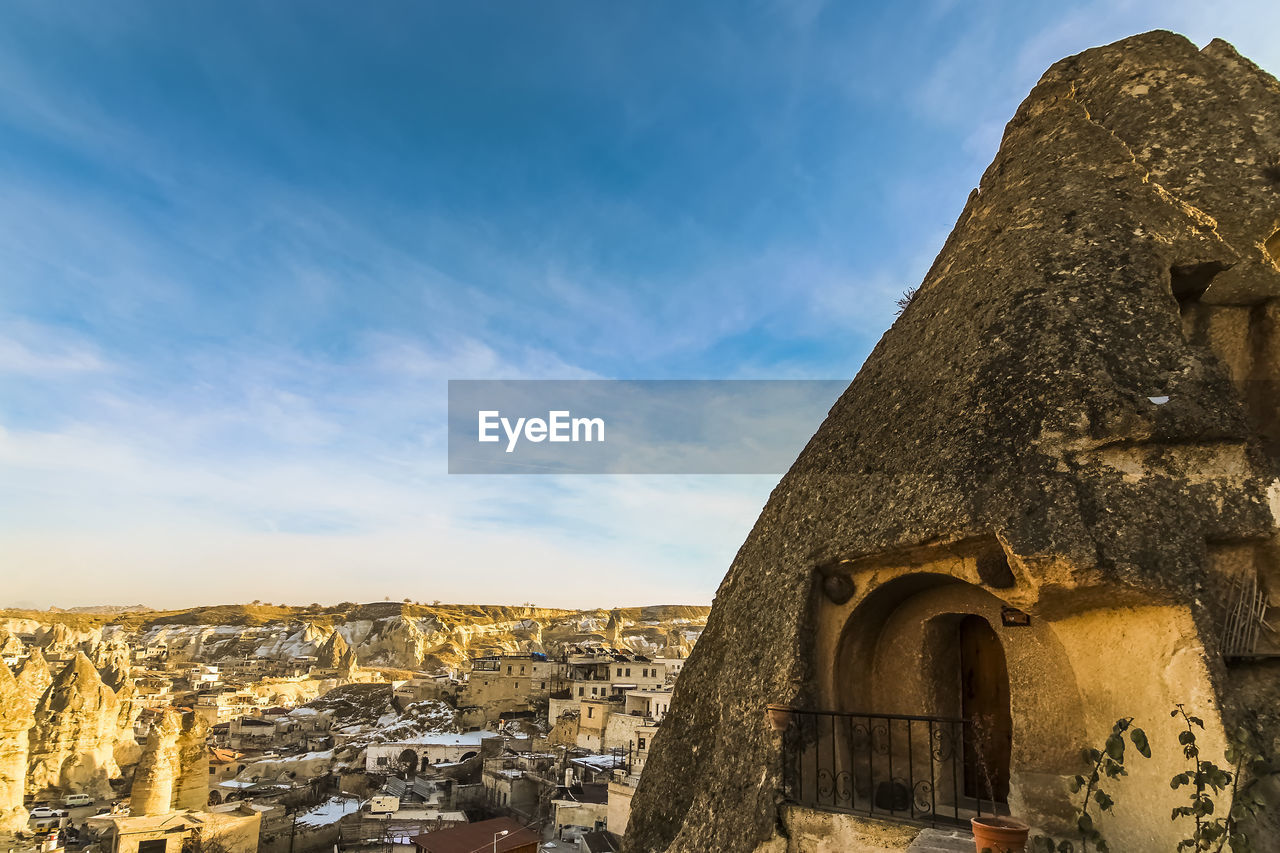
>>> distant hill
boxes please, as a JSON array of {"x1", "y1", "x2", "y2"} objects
[
  {"x1": 50, "y1": 604, "x2": 155, "y2": 615},
  {"x1": 0, "y1": 601, "x2": 711, "y2": 630}
]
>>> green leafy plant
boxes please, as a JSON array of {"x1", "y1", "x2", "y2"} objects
[
  {"x1": 1170, "y1": 706, "x2": 1275, "y2": 853},
  {"x1": 1030, "y1": 717, "x2": 1151, "y2": 853}
]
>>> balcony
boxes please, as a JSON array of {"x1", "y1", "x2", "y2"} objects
[{"x1": 781, "y1": 709, "x2": 1003, "y2": 828}]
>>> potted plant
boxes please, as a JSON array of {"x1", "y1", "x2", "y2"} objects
[
  {"x1": 970, "y1": 714, "x2": 1030, "y2": 853},
  {"x1": 972, "y1": 816, "x2": 1031, "y2": 853}
]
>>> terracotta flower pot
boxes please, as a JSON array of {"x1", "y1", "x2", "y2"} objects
[
  {"x1": 764, "y1": 704, "x2": 794, "y2": 732},
  {"x1": 970, "y1": 816, "x2": 1030, "y2": 853}
]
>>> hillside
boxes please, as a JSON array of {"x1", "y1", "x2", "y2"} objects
[{"x1": 0, "y1": 601, "x2": 710, "y2": 673}]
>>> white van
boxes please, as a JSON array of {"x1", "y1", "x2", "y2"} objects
[
  {"x1": 367, "y1": 796, "x2": 399, "y2": 815},
  {"x1": 63, "y1": 794, "x2": 94, "y2": 808}
]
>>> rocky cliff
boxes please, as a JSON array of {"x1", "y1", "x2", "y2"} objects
[
  {"x1": 0, "y1": 603, "x2": 708, "y2": 674},
  {"x1": 626, "y1": 31, "x2": 1280, "y2": 853}
]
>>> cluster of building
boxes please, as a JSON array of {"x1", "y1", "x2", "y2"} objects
[
  {"x1": 1, "y1": 615, "x2": 696, "y2": 853},
  {"x1": 358, "y1": 646, "x2": 686, "y2": 850}
]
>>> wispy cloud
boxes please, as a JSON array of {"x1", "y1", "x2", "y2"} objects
[
  {"x1": 0, "y1": 321, "x2": 112, "y2": 375},
  {"x1": 1, "y1": 1, "x2": 1277, "y2": 608}
]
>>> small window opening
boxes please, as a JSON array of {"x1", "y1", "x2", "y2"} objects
[
  {"x1": 1170, "y1": 261, "x2": 1231, "y2": 307},
  {"x1": 976, "y1": 546, "x2": 1016, "y2": 589}
]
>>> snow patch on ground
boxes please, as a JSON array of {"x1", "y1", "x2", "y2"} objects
[{"x1": 296, "y1": 796, "x2": 362, "y2": 827}]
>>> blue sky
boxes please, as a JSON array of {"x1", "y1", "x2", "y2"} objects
[{"x1": 2, "y1": 1, "x2": 1278, "y2": 609}]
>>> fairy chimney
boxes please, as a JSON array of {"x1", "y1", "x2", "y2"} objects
[{"x1": 626, "y1": 31, "x2": 1280, "y2": 853}]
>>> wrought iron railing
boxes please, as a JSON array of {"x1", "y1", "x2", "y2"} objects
[{"x1": 781, "y1": 709, "x2": 995, "y2": 827}]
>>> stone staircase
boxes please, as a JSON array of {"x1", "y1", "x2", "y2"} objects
[{"x1": 905, "y1": 827, "x2": 975, "y2": 852}]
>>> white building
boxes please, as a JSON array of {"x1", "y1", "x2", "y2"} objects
[
  {"x1": 623, "y1": 689, "x2": 672, "y2": 722},
  {"x1": 365, "y1": 731, "x2": 501, "y2": 774}
]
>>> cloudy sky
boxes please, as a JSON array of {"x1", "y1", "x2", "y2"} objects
[{"x1": 2, "y1": 1, "x2": 1278, "y2": 609}]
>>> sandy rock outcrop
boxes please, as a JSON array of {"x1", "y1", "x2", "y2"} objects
[
  {"x1": 36, "y1": 623, "x2": 100, "y2": 657},
  {"x1": 604, "y1": 611, "x2": 623, "y2": 647},
  {"x1": 0, "y1": 664, "x2": 33, "y2": 831},
  {"x1": 0, "y1": 630, "x2": 24, "y2": 659},
  {"x1": 87, "y1": 636, "x2": 132, "y2": 673},
  {"x1": 316, "y1": 630, "x2": 351, "y2": 669},
  {"x1": 26, "y1": 651, "x2": 122, "y2": 797},
  {"x1": 15, "y1": 647, "x2": 52, "y2": 712},
  {"x1": 337, "y1": 648, "x2": 358, "y2": 678},
  {"x1": 104, "y1": 663, "x2": 143, "y2": 770},
  {"x1": 130, "y1": 709, "x2": 208, "y2": 815}
]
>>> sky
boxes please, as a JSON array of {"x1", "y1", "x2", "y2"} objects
[{"x1": 2, "y1": 1, "x2": 1278, "y2": 610}]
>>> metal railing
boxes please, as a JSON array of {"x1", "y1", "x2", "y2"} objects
[{"x1": 781, "y1": 709, "x2": 995, "y2": 827}]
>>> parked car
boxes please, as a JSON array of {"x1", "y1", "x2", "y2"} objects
[
  {"x1": 29, "y1": 815, "x2": 69, "y2": 835},
  {"x1": 28, "y1": 806, "x2": 67, "y2": 820},
  {"x1": 64, "y1": 794, "x2": 94, "y2": 808}
]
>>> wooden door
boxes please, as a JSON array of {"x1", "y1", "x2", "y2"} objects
[{"x1": 959, "y1": 615, "x2": 1011, "y2": 803}]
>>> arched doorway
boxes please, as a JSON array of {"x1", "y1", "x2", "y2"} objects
[
  {"x1": 817, "y1": 572, "x2": 1069, "y2": 821},
  {"x1": 958, "y1": 615, "x2": 1011, "y2": 804},
  {"x1": 398, "y1": 748, "x2": 419, "y2": 775}
]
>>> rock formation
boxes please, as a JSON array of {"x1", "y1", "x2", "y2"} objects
[
  {"x1": 337, "y1": 647, "x2": 359, "y2": 678},
  {"x1": 661, "y1": 628, "x2": 690, "y2": 659},
  {"x1": 130, "y1": 710, "x2": 209, "y2": 815},
  {"x1": 36, "y1": 623, "x2": 93, "y2": 657},
  {"x1": 626, "y1": 31, "x2": 1280, "y2": 853},
  {"x1": 87, "y1": 635, "x2": 132, "y2": 673},
  {"x1": 26, "y1": 651, "x2": 122, "y2": 797},
  {"x1": 316, "y1": 629, "x2": 352, "y2": 669},
  {"x1": 129, "y1": 710, "x2": 180, "y2": 816},
  {"x1": 0, "y1": 664, "x2": 33, "y2": 831},
  {"x1": 604, "y1": 610, "x2": 623, "y2": 647},
  {"x1": 0, "y1": 629, "x2": 24, "y2": 659},
  {"x1": 15, "y1": 647, "x2": 52, "y2": 711},
  {"x1": 104, "y1": 663, "x2": 143, "y2": 770},
  {"x1": 173, "y1": 710, "x2": 210, "y2": 809},
  {"x1": 2, "y1": 605, "x2": 707, "y2": 677}
]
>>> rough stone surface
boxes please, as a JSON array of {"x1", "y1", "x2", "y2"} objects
[
  {"x1": 129, "y1": 710, "x2": 181, "y2": 816},
  {"x1": 0, "y1": 663, "x2": 33, "y2": 831},
  {"x1": 316, "y1": 629, "x2": 352, "y2": 670},
  {"x1": 0, "y1": 630, "x2": 24, "y2": 659},
  {"x1": 26, "y1": 651, "x2": 122, "y2": 797},
  {"x1": 131, "y1": 709, "x2": 209, "y2": 815},
  {"x1": 625, "y1": 31, "x2": 1280, "y2": 853},
  {"x1": 14, "y1": 647, "x2": 52, "y2": 712},
  {"x1": 905, "y1": 829, "x2": 975, "y2": 853}
]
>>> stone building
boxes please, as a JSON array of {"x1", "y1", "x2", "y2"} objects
[
  {"x1": 626, "y1": 31, "x2": 1280, "y2": 853},
  {"x1": 366, "y1": 731, "x2": 501, "y2": 774}
]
